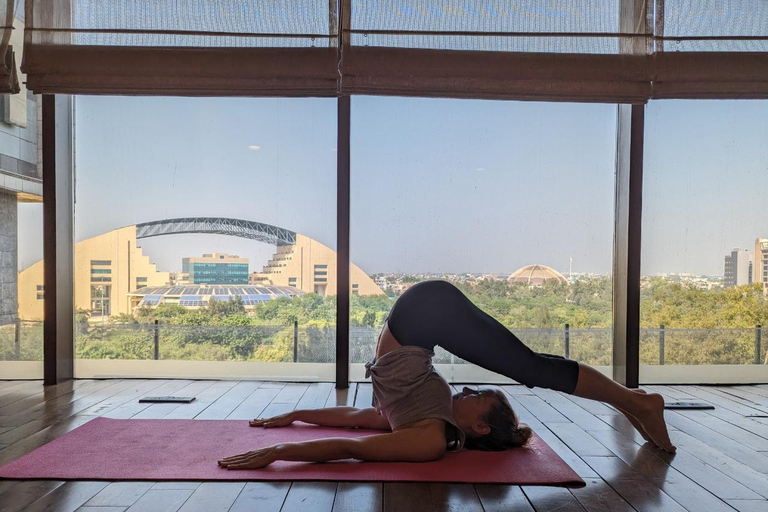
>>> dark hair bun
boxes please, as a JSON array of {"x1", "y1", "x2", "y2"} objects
[{"x1": 511, "y1": 424, "x2": 533, "y2": 447}]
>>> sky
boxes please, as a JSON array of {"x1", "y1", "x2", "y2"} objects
[{"x1": 16, "y1": 96, "x2": 768, "y2": 277}]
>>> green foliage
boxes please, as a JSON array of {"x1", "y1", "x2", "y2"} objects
[{"x1": 9, "y1": 275, "x2": 768, "y2": 366}]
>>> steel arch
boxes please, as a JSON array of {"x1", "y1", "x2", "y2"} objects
[{"x1": 136, "y1": 217, "x2": 296, "y2": 246}]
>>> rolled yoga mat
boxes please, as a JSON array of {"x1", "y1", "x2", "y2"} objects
[{"x1": 0, "y1": 417, "x2": 585, "y2": 487}]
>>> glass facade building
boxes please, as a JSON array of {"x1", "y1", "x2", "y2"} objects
[{"x1": 181, "y1": 254, "x2": 249, "y2": 285}]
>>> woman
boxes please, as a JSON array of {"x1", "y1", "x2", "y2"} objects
[{"x1": 219, "y1": 280, "x2": 674, "y2": 470}]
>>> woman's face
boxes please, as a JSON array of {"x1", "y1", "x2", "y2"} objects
[{"x1": 452, "y1": 387, "x2": 498, "y2": 437}]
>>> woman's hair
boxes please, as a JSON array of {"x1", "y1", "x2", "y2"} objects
[{"x1": 463, "y1": 389, "x2": 532, "y2": 451}]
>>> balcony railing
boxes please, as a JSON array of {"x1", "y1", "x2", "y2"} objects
[{"x1": 1, "y1": 321, "x2": 766, "y2": 367}]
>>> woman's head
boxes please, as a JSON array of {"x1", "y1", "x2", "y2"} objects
[{"x1": 452, "y1": 386, "x2": 532, "y2": 451}]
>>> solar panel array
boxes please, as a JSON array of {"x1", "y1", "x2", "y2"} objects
[{"x1": 131, "y1": 285, "x2": 303, "y2": 308}]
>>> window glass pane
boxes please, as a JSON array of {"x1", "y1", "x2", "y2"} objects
[
  {"x1": 3, "y1": 89, "x2": 43, "y2": 379},
  {"x1": 72, "y1": 97, "x2": 336, "y2": 379},
  {"x1": 351, "y1": 97, "x2": 616, "y2": 384},
  {"x1": 641, "y1": 100, "x2": 768, "y2": 380}
]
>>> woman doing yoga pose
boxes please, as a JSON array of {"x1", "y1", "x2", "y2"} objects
[{"x1": 219, "y1": 280, "x2": 674, "y2": 470}]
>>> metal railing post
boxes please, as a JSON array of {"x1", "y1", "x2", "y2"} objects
[
  {"x1": 14, "y1": 318, "x2": 21, "y2": 359},
  {"x1": 153, "y1": 319, "x2": 159, "y2": 360},
  {"x1": 564, "y1": 323, "x2": 570, "y2": 359},
  {"x1": 294, "y1": 320, "x2": 299, "y2": 363},
  {"x1": 659, "y1": 324, "x2": 665, "y2": 366},
  {"x1": 756, "y1": 325, "x2": 762, "y2": 365}
]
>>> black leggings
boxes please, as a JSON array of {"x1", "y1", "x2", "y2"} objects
[{"x1": 386, "y1": 280, "x2": 580, "y2": 394}]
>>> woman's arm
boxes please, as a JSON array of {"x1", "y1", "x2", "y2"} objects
[
  {"x1": 251, "y1": 407, "x2": 391, "y2": 431},
  {"x1": 219, "y1": 425, "x2": 447, "y2": 469}
]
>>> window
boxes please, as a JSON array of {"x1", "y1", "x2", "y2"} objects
[
  {"x1": 36, "y1": 294, "x2": 44, "y2": 300},
  {"x1": 36, "y1": 285, "x2": 44, "y2": 291},
  {"x1": 641, "y1": 100, "x2": 768, "y2": 375},
  {"x1": 73, "y1": 96, "x2": 337, "y2": 379},
  {"x1": 351, "y1": 97, "x2": 616, "y2": 383}
]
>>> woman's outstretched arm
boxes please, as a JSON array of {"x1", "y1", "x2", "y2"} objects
[
  {"x1": 251, "y1": 407, "x2": 391, "y2": 430},
  {"x1": 219, "y1": 426, "x2": 446, "y2": 470}
]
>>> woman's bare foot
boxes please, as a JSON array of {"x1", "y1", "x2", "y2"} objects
[
  {"x1": 633, "y1": 392, "x2": 676, "y2": 453},
  {"x1": 615, "y1": 405, "x2": 652, "y2": 442},
  {"x1": 607, "y1": 389, "x2": 652, "y2": 442}
]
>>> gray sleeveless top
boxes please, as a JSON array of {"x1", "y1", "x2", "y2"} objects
[{"x1": 364, "y1": 346, "x2": 466, "y2": 453}]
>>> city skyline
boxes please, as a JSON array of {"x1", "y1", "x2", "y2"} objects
[{"x1": 16, "y1": 97, "x2": 768, "y2": 277}]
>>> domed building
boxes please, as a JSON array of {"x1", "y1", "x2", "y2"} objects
[{"x1": 508, "y1": 264, "x2": 568, "y2": 287}]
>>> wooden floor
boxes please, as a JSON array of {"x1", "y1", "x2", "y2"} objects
[{"x1": 0, "y1": 380, "x2": 767, "y2": 512}]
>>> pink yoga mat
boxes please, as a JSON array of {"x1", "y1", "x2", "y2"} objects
[{"x1": 0, "y1": 418, "x2": 584, "y2": 487}]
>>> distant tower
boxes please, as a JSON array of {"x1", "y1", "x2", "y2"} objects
[
  {"x1": 724, "y1": 248, "x2": 751, "y2": 288},
  {"x1": 569, "y1": 257, "x2": 573, "y2": 278},
  {"x1": 754, "y1": 239, "x2": 768, "y2": 292}
]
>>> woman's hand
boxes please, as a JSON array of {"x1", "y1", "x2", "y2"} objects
[
  {"x1": 250, "y1": 412, "x2": 295, "y2": 428},
  {"x1": 218, "y1": 445, "x2": 282, "y2": 470}
]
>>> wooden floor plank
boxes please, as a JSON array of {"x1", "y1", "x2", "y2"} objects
[
  {"x1": 586, "y1": 429, "x2": 737, "y2": 512},
  {"x1": 382, "y1": 483, "x2": 432, "y2": 512},
  {"x1": 258, "y1": 383, "x2": 310, "y2": 419},
  {"x1": 522, "y1": 486, "x2": 586, "y2": 512},
  {"x1": 194, "y1": 381, "x2": 262, "y2": 420},
  {"x1": 546, "y1": 423, "x2": 614, "y2": 457},
  {"x1": 530, "y1": 388, "x2": 614, "y2": 431},
  {"x1": 355, "y1": 383, "x2": 373, "y2": 409},
  {"x1": 0, "y1": 380, "x2": 167, "y2": 446},
  {"x1": 22, "y1": 481, "x2": 109, "y2": 512},
  {"x1": 663, "y1": 411, "x2": 768, "y2": 473},
  {"x1": 325, "y1": 383, "x2": 357, "y2": 408},
  {"x1": 296, "y1": 382, "x2": 336, "y2": 410},
  {"x1": 175, "y1": 482, "x2": 244, "y2": 512},
  {"x1": 75, "y1": 507, "x2": 128, "y2": 512},
  {"x1": 125, "y1": 489, "x2": 195, "y2": 512},
  {"x1": 280, "y1": 482, "x2": 337, "y2": 512},
  {"x1": 105, "y1": 380, "x2": 195, "y2": 419},
  {"x1": 226, "y1": 384, "x2": 283, "y2": 420},
  {"x1": 666, "y1": 429, "x2": 768, "y2": 498},
  {"x1": 474, "y1": 485, "x2": 534, "y2": 512},
  {"x1": 0, "y1": 380, "x2": 95, "y2": 419},
  {"x1": 76, "y1": 380, "x2": 172, "y2": 417},
  {"x1": 505, "y1": 395, "x2": 600, "y2": 479},
  {"x1": 162, "y1": 381, "x2": 238, "y2": 420},
  {"x1": 570, "y1": 478, "x2": 634, "y2": 512},
  {"x1": 131, "y1": 381, "x2": 217, "y2": 420},
  {"x1": 428, "y1": 483, "x2": 484, "y2": 512},
  {"x1": 228, "y1": 482, "x2": 290, "y2": 512},
  {"x1": 0, "y1": 380, "x2": 42, "y2": 400},
  {"x1": 499, "y1": 384, "x2": 534, "y2": 396},
  {"x1": 332, "y1": 482, "x2": 383, "y2": 512},
  {"x1": 514, "y1": 394, "x2": 571, "y2": 424},
  {"x1": 726, "y1": 500, "x2": 768, "y2": 512},
  {"x1": 584, "y1": 423, "x2": 760, "y2": 500},
  {"x1": 83, "y1": 482, "x2": 154, "y2": 508},
  {"x1": 583, "y1": 456, "x2": 689, "y2": 512},
  {"x1": 0, "y1": 480, "x2": 65, "y2": 512}
]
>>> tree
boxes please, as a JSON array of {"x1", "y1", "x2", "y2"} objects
[{"x1": 362, "y1": 310, "x2": 376, "y2": 328}]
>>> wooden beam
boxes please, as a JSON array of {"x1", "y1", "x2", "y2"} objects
[
  {"x1": 42, "y1": 94, "x2": 74, "y2": 385},
  {"x1": 336, "y1": 95, "x2": 351, "y2": 389},
  {"x1": 612, "y1": 103, "x2": 644, "y2": 388}
]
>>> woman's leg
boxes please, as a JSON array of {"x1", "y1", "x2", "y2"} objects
[
  {"x1": 573, "y1": 364, "x2": 674, "y2": 452},
  {"x1": 388, "y1": 280, "x2": 675, "y2": 452},
  {"x1": 388, "y1": 280, "x2": 579, "y2": 393}
]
